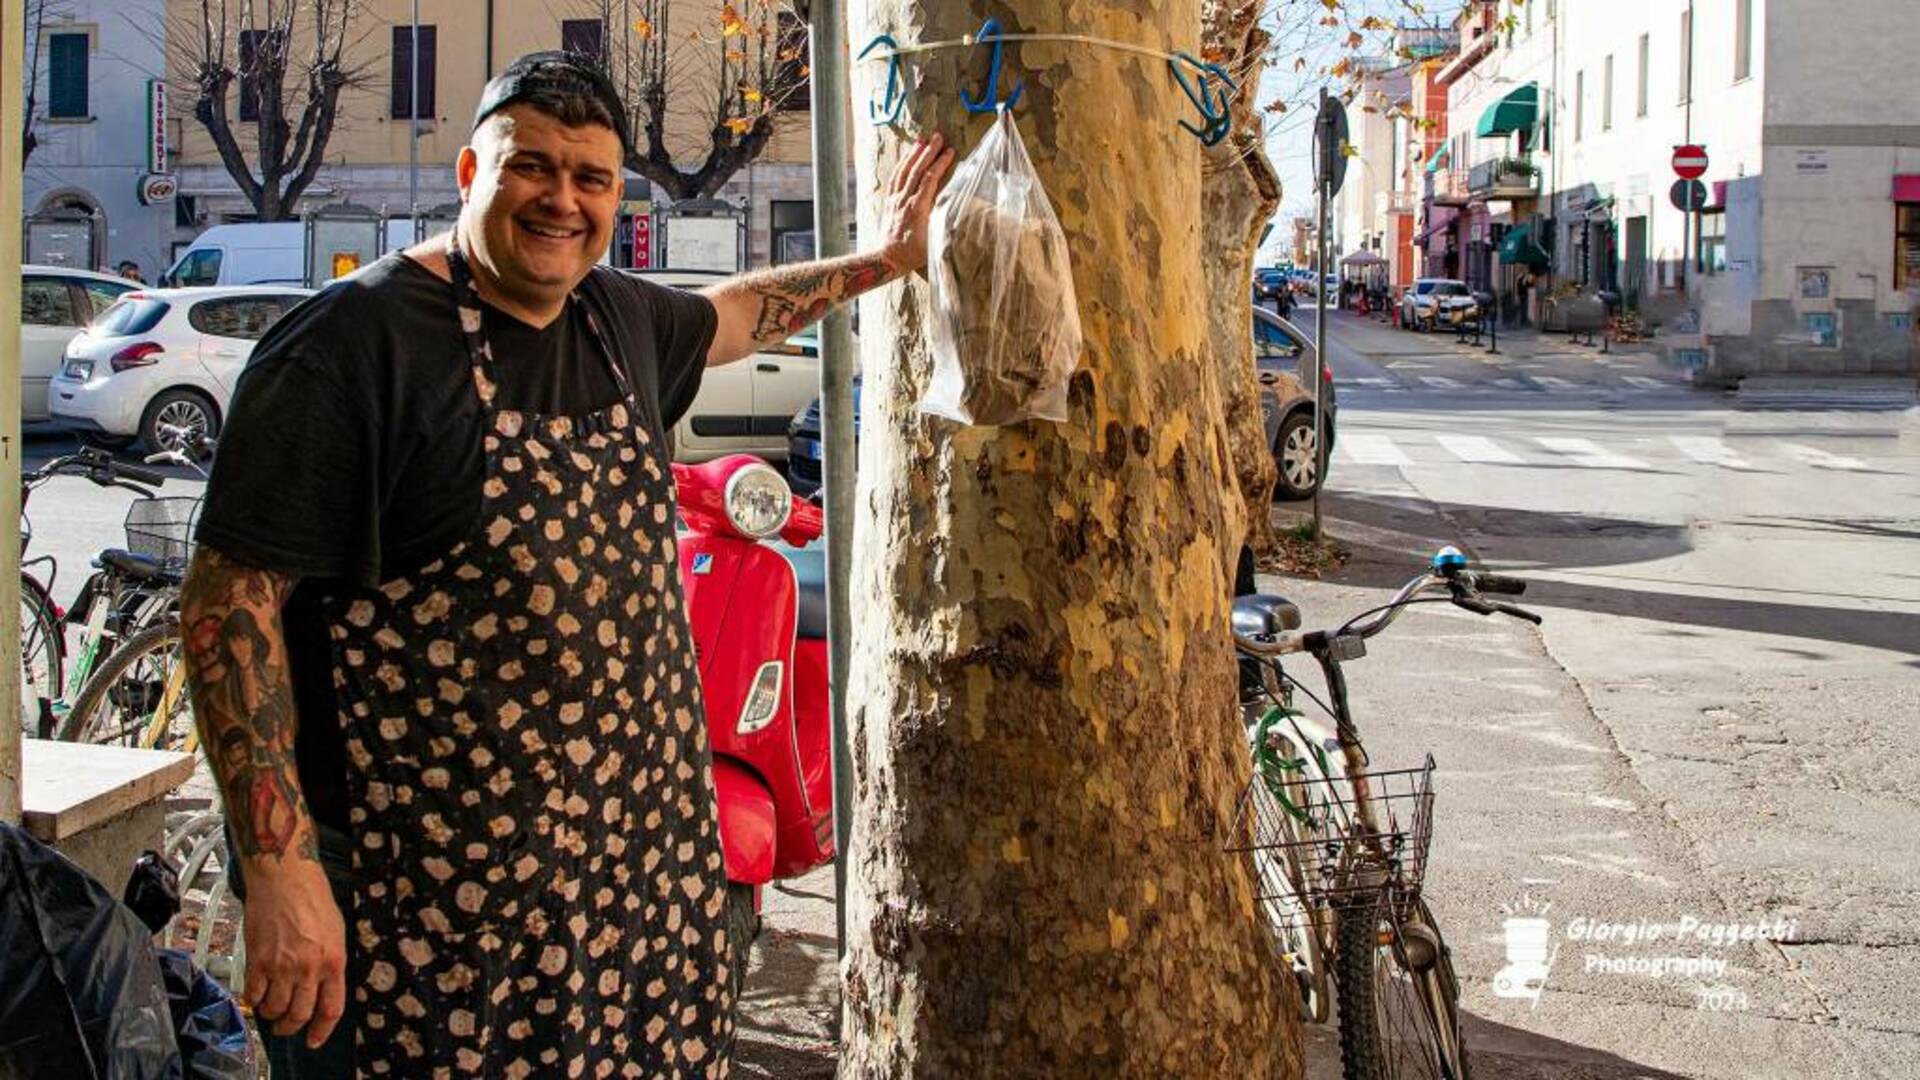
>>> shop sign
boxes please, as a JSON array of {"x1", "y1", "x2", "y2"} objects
[{"x1": 137, "y1": 174, "x2": 177, "y2": 205}]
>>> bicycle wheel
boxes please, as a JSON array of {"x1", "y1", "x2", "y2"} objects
[
  {"x1": 60, "y1": 618, "x2": 195, "y2": 751},
  {"x1": 1334, "y1": 894, "x2": 1471, "y2": 1080},
  {"x1": 1248, "y1": 776, "x2": 1332, "y2": 1023},
  {"x1": 19, "y1": 577, "x2": 64, "y2": 738}
]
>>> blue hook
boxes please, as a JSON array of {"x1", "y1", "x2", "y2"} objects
[
  {"x1": 858, "y1": 34, "x2": 907, "y2": 125},
  {"x1": 961, "y1": 19, "x2": 1025, "y2": 114},
  {"x1": 1169, "y1": 52, "x2": 1237, "y2": 146}
]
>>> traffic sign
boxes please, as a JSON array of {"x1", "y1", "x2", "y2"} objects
[
  {"x1": 1672, "y1": 144, "x2": 1709, "y2": 179},
  {"x1": 1670, "y1": 178, "x2": 1709, "y2": 212},
  {"x1": 1315, "y1": 96, "x2": 1350, "y2": 198}
]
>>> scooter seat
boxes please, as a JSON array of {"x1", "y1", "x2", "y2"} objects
[
  {"x1": 1232, "y1": 593, "x2": 1302, "y2": 637},
  {"x1": 783, "y1": 543, "x2": 830, "y2": 640}
]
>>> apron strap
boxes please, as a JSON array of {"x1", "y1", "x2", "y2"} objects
[{"x1": 444, "y1": 234, "x2": 633, "y2": 411}]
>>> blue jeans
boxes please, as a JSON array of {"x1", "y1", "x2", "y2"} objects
[{"x1": 229, "y1": 824, "x2": 357, "y2": 1079}]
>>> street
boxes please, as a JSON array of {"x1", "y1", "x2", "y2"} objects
[{"x1": 17, "y1": 312, "x2": 1917, "y2": 1079}]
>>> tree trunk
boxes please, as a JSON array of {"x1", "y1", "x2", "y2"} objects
[
  {"x1": 840, "y1": 1, "x2": 1301, "y2": 1076},
  {"x1": 1201, "y1": 0, "x2": 1283, "y2": 557}
]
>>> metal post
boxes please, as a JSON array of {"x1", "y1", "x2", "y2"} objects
[
  {"x1": 1, "y1": 0, "x2": 25, "y2": 823},
  {"x1": 1311, "y1": 88, "x2": 1330, "y2": 545},
  {"x1": 807, "y1": 0, "x2": 857, "y2": 964},
  {"x1": 409, "y1": 1, "x2": 421, "y2": 239}
]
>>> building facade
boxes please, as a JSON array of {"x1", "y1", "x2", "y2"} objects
[
  {"x1": 1436, "y1": 0, "x2": 1916, "y2": 379},
  {"x1": 21, "y1": 0, "x2": 176, "y2": 279},
  {"x1": 161, "y1": 0, "x2": 819, "y2": 272}
]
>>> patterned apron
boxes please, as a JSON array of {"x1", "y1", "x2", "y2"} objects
[{"x1": 323, "y1": 242, "x2": 733, "y2": 1078}]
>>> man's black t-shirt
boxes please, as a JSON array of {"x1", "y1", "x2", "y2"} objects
[{"x1": 195, "y1": 254, "x2": 715, "y2": 834}]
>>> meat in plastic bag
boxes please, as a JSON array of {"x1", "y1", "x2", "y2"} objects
[{"x1": 921, "y1": 110, "x2": 1083, "y2": 426}]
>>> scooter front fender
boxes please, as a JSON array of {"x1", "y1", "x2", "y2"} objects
[{"x1": 712, "y1": 757, "x2": 777, "y2": 887}]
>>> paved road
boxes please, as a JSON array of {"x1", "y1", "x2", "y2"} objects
[{"x1": 1290, "y1": 311, "x2": 1920, "y2": 1079}]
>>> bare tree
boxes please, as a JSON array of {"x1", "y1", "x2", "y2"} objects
[
  {"x1": 21, "y1": 0, "x2": 60, "y2": 163},
  {"x1": 583, "y1": 0, "x2": 811, "y2": 200},
  {"x1": 171, "y1": 0, "x2": 372, "y2": 221}
]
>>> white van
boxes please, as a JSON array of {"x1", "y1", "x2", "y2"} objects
[{"x1": 165, "y1": 220, "x2": 423, "y2": 288}]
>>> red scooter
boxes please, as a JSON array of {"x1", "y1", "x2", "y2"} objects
[{"x1": 672, "y1": 454, "x2": 835, "y2": 969}]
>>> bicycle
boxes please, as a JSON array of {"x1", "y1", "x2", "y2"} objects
[
  {"x1": 1228, "y1": 546, "x2": 1542, "y2": 1080},
  {"x1": 60, "y1": 428, "x2": 216, "y2": 752},
  {"x1": 19, "y1": 446, "x2": 181, "y2": 740}
]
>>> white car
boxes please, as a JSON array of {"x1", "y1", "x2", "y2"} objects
[
  {"x1": 20, "y1": 265, "x2": 139, "y2": 423},
  {"x1": 628, "y1": 269, "x2": 820, "y2": 462},
  {"x1": 1400, "y1": 278, "x2": 1479, "y2": 331},
  {"x1": 48, "y1": 285, "x2": 311, "y2": 453}
]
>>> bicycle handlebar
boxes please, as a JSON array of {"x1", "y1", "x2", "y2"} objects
[
  {"x1": 1233, "y1": 560, "x2": 1539, "y2": 659},
  {"x1": 22, "y1": 449, "x2": 166, "y2": 501}
]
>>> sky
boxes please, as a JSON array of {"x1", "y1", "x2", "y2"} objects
[{"x1": 1252, "y1": 0, "x2": 1469, "y2": 263}]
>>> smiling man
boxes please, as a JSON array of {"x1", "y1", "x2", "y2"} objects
[{"x1": 181, "y1": 51, "x2": 950, "y2": 1078}]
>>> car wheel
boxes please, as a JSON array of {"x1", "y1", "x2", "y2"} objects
[
  {"x1": 1273, "y1": 411, "x2": 1321, "y2": 501},
  {"x1": 140, "y1": 389, "x2": 220, "y2": 456},
  {"x1": 74, "y1": 430, "x2": 137, "y2": 453}
]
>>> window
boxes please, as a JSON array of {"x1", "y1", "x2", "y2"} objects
[
  {"x1": 561, "y1": 19, "x2": 605, "y2": 63},
  {"x1": 1699, "y1": 210, "x2": 1727, "y2": 275},
  {"x1": 237, "y1": 29, "x2": 280, "y2": 122},
  {"x1": 1734, "y1": 0, "x2": 1753, "y2": 81},
  {"x1": 189, "y1": 296, "x2": 286, "y2": 341},
  {"x1": 169, "y1": 248, "x2": 223, "y2": 287},
  {"x1": 776, "y1": 12, "x2": 810, "y2": 113},
  {"x1": 390, "y1": 25, "x2": 438, "y2": 120},
  {"x1": 1636, "y1": 34, "x2": 1649, "y2": 117},
  {"x1": 1252, "y1": 314, "x2": 1304, "y2": 360},
  {"x1": 1575, "y1": 70, "x2": 1584, "y2": 141},
  {"x1": 1602, "y1": 55, "x2": 1613, "y2": 131},
  {"x1": 81, "y1": 281, "x2": 133, "y2": 321},
  {"x1": 47, "y1": 32, "x2": 88, "y2": 118},
  {"x1": 1897, "y1": 204, "x2": 1920, "y2": 294},
  {"x1": 1678, "y1": 11, "x2": 1692, "y2": 103},
  {"x1": 93, "y1": 297, "x2": 170, "y2": 336},
  {"x1": 770, "y1": 200, "x2": 814, "y2": 264},
  {"x1": 22, "y1": 278, "x2": 79, "y2": 326}
]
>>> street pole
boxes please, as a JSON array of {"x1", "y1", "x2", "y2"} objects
[
  {"x1": 806, "y1": 0, "x2": 857, "y2": 966},
  {"x1": 1, "y1": 0, "x2": 25, "y2": 823},
  {"x1": 1311, "y1": 87, "x2": 1330, "y2": 545},
  {"x1": 409, "y1": 1, "x2": 420, "y2": 240}
]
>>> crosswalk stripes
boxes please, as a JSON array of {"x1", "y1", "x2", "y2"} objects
[
  {"x1": 1779, "y1": 442, "x2": 1873, "y2": 471},
  {"x1": 1668, "y1": 435, "x2": 1757, "y2": 470},
  {"x1": 1338, "y1": 433, "x2": 1415, "y2": 466},
  {"x1": 1532, "y1": 375, "x2": 1579, "y2": 391},
  {"x1": 1421, "y1": 376, "x2": 1464, "y2": 390},
  {"x1": 1434, "y1": 434, "x2": 1525, "y2": 464},
  {"x1": 1532, "y1": 437, "x2": 1651, "y2": 470},
  {"x1": 1622, "y1": 375, "x2": 1668, "y2": 389},
  {"x1": 1494, "y1": 378, "x2": 1526, "y2": 390}
]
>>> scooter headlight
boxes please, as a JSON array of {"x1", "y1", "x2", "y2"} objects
[
  {"x1": 737, "y1": 660, "x2": 785, "y2": 734},
  {"x1": 723, "y1": 463, "x2": 792, "y2": 539}
]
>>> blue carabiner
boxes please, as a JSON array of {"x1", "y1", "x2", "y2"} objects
[
  {"x1": 858, "y1": 34, "x2": 907, "y2": 125},
  {"x1": 960, "y1": 18, "x2": 1026, "y2": 114},
  {"x1": 1169, "y1": 52, "x2": 1237, "y2": 146}
]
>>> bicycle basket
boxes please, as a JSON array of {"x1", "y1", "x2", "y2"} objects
[
  {"x1": 1227, "y1": 754, "x2": 1436, "y2": 917},
  {"x1": 124, "y1": 497, "x2": 200, "y2": 566}
]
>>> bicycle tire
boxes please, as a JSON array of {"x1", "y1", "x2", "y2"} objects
[
  {"x1": 19, "y1": 576, "x2": 65, "y2": 738},
  {"x1": 1334, "y1": 894, "x2": 1471, "y2": 1080},
  {"x1": 60, "y1": 618, "x2": 192, "y2": 749},
  {"x1": 1249, "y1": 777, "x2": 1332, "y2": 1023}
]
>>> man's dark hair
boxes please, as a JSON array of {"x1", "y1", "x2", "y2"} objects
[{"x1": 474, "y1": 51, "x2": 631, "y2": 155}]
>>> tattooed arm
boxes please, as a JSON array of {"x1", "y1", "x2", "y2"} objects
[
  {"x1": 182, "y1": 546, "x2": 347, "y2": 1048},
  {"x1": 700, "y1": 133, "x2": 955, "y2": 367}
]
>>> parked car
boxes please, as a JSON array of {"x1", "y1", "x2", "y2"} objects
[
  {"x1": 48, "y1": 285, "x2": 311, "y2": 453},
  {"x1": 1399, "y1": 277, "x2": 1478, "y2": 331},
  {"x1": 1253, "y1": 307, "x2": 1338, "y2": 500},
  {"x1": 786, "y1": 306, "x2": 1338, "y2": 501},
  {"x1": 1253, "y1": 266, "x2": 1288, "y2": 301},
  {"x1": 19, "y1": 265, "x2": 139, "y2": 423},
  {"x1": 628, "y1": 269, "x2": 821, "y2": 463}
]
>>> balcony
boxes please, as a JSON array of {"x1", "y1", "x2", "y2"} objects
[
  {"x1": 1468, "y1": 159, "x2": 1542, "y2": 199},
  {"x1": 1431, "y1": 168, "x2": 1473, "y2": 207}
]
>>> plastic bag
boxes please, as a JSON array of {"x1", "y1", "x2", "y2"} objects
[
  {"x1": 921, "y1": 109, "x2": 1083, "y2": 426},
  {"x1": 154, "y1": 951, "x2": 254, "y2": 1080},
  {"x1": 0, "y1": 823, "x2": 180, "y2": 1079},
  {"x1": 122, "y1": 851, "x2": 181, "y2": 936}
]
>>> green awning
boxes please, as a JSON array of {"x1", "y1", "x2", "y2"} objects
[
  {"x1": 1424, "y1": 144, "x2": 1450, "y2": 174},
  {"x1": 1476, "y1": 82, "x2": 1539, "y2": 138},
  {"x1": 1499, "y1": 221, "x2": 1550, "y2": 266}
]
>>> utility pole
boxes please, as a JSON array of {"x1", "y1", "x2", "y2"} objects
[
  {"x1": 1312, "y1": 87, "x2": 1334, "y2": 544},
  {"x1": 806, "y1": 0, "x2": 856, "y2": 965},
  {"x1": 1, "y1": 0, "x2": 26, "y2": 823},
  {"x1": 409, "y1": 0, "x2": 421, "y2": 240}
]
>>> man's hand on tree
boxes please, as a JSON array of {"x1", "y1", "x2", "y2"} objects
[{"x1": 877, "y1": 133, "x2": 956, "y2": 276}]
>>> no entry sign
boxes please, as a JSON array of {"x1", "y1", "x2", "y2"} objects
[{"x1": 1672, "y1": 144, "x2": 1709, "y2": 179}]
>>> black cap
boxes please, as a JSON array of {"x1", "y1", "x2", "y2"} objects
[{"x1": 473, "y1": 51, "x2": 632, "y2": 155}]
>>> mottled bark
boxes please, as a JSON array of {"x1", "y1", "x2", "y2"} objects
[
  {"x1": 840, "y1": 1, "x2": 1300, "y2": 1076},
  {"x1": 1202, "y1": 0, "x2": 1283, "y2": 556}
]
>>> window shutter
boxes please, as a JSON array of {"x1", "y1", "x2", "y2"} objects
[
  {"x1": 48, "y1": 34, "x2": 89, "y2": 118},
  {"x1": 419, "y1": 27, "x2": 438, "y2": 118},
  {"x1": 390, "y1": 26, "x2": 412, "y2": 120}
]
